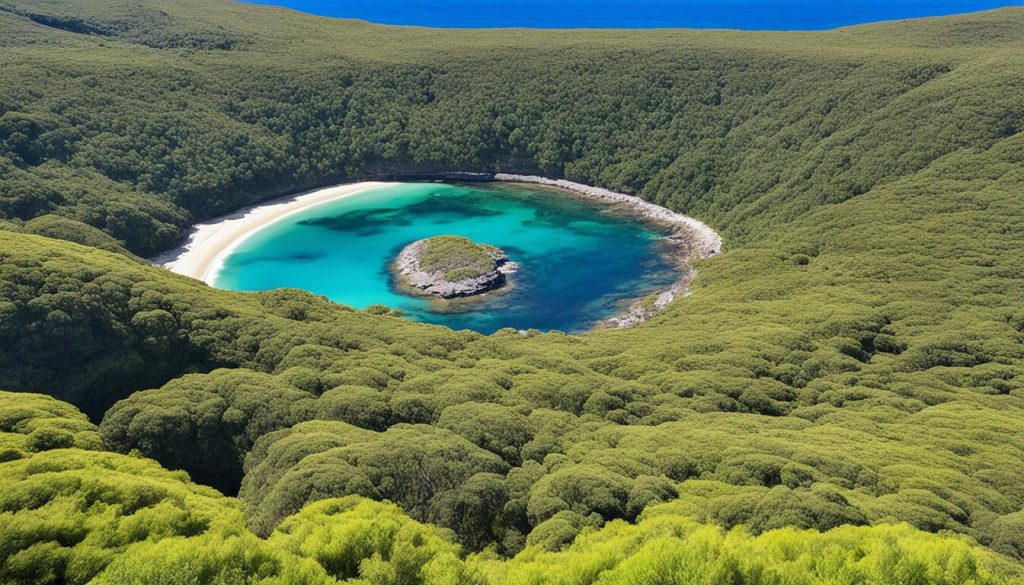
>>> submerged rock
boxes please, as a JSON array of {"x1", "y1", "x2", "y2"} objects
[{"x1": 393, "y1": 235, "x2": 518, "y2": 298}]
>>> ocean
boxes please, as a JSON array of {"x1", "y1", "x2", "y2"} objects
[{"x1": 242, "y1": 0, "x2": 1019, "y2": 29}]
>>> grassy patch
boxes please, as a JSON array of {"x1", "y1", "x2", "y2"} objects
[{"x1": 417, "y1": 235, "x2": 502, "y2": 282}]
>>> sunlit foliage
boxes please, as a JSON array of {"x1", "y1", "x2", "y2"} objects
[{"x1": 0, "y1": 0, "x2": 1024, "y2": 582}]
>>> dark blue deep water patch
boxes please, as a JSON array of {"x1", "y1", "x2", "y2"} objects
[
  {"x1": 243, "y1": 1, "x2": 1019, "y2": 30},
  {"x1": 214, "y1": 183, "x2": 678, "y2": 334}
]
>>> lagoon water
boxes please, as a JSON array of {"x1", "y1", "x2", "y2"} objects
[
  {"x1": 214, "y1": 183, "x2": 677, "y2": 333},
  {"x1": 244, "y1": 0, "x2": 1019, "y2": 29}
]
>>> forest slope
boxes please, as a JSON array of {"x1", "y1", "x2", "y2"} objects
[
  {"x1": 1, "y1": 1, "x2": 1022, "y2": 251},
  {"x1": 0, "y1": 1, "x2": 1023, "y2": 583}
]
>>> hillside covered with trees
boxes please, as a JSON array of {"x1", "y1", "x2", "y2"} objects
[{"x1": 1, "y1": 0, "x2": 1024, "y2": 583}]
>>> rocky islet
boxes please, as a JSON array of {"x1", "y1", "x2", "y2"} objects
[{"x1": 393, "y1": 235, "x2": 520, "y2": 298}]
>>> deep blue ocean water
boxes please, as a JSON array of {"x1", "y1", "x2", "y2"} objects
[
  {"x1": 214, "y1": 183, "x2": 678, "y2": 333},
  {"x1": 243, "y1": 0, "x2": 1019, "y2": 29}
]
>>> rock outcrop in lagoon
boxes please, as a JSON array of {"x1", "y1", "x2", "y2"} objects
[{"x1": 393, "y1": 235, "x2": 518, "y2": 298}]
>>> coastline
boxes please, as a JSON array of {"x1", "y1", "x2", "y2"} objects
[
  {"x1": 493, "y1": 174, "x2": 722, "y2": 258},
  {"x1": 151, "y1": 175, "x2": 722, "y2": 329},
  {"x1": 151, "y1": 182, "x2": 396, "y2": 283},
  {"x1": 491, "y1": 174, "x2": 722, "y2": 328}
]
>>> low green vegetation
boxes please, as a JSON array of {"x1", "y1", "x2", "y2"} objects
[
  {"x1": 1, "y1": 0, "x2": 1024, "y2": 582},
  {"x1": 416, "y1": 236, "x2": 503, "y2": 282},
  {"x1": 0, "y1": 391, "x2": 101, "y2": 457},
  {"x1": 20, "y1": 215, "x2": 136, "y2": 257},
  {"x1": 0, "y1": 393, "x2": 245, "y2": 584}
]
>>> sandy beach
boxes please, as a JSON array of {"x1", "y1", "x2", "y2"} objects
[{"x1": 152, "y1": 182, "x2": 396, "y2": 283}]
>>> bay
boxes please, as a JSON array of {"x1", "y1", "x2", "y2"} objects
[{"x1": 214, "y1": 183, "x2": 679, "y2": 333}]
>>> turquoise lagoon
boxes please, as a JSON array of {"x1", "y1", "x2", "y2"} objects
[{"x1": 214, "y1": 183, "x2": 678, "y2": 333}]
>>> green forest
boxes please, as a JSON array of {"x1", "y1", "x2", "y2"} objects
[{"x1": 1, "y1": 0, "x2": 1024, "y2": 582}]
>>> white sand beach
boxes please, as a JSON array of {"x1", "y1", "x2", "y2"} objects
[{"x1": 152, "y1": 182, "x2": 396, "y2": 284}]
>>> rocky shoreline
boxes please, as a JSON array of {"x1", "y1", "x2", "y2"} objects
[
  {"x1": 393, "y1": 238, "x2": 519, "y2": 299},
  {"x1": 491, "y1": 174, "x2": 722, "y2": 328},
  {"x1": 493, "y1": 174, "x2": 722, "y2": 257}
]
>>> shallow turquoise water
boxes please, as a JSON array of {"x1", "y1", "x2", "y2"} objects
[{"x1": 214, "y1": 183, "x2": 678, "y2": 333}]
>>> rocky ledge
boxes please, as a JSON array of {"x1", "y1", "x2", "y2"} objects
[
  {"x1": 393, "y1": 235, "x2": 519, "y2": 299},
  {"x1": 491, "y1": 174, "x2": 723, "y2": 328}
]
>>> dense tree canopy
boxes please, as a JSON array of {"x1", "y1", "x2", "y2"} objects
[{"x1": 1, "y1": 0, "x2": 1024, "y2": 582}]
